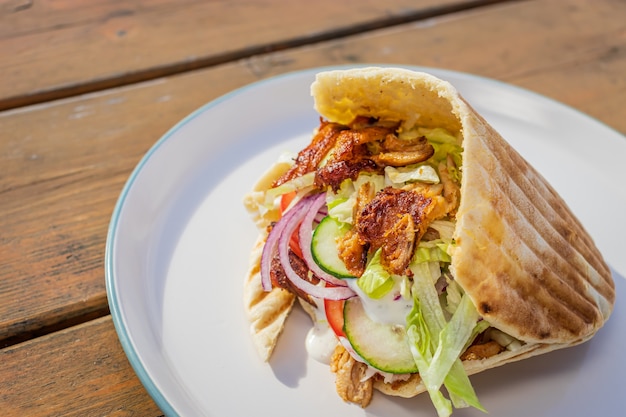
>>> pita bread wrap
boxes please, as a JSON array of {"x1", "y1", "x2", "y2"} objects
[{"x1": 243, "y1": 67, "x2": 615, "y2": 412}]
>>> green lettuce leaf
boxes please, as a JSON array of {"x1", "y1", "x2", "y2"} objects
[
  {"x1": 418, "y1": 127, "x2": 463, "y2": 180},
  {"x1": 426, "y1": 294, "x2": 485, "y2": 412},
  {"x1": 325, "y1": 173, "x2": 384, "y2": 224},
  {"x1": 413, "y1": 240, "x2": 452, "y2": 264},
  {"x1": 407, "y1": 320, "x2": 453, "y2": 417},
  {"x1": 385, "y1": 164, "x2": 440, "y2": 185},
  {"x1": 263, "y1": 171, "x2": 315, "y2": 207},
  {"x1": 429, "y1": 219, "x2": 456, "y2": 241},
  {"x1": 357, "y1": 248, "x2": 394, "y2": 299},
  {"x1": 406, "y1": 261, "x2": 485, "y2": 417}
]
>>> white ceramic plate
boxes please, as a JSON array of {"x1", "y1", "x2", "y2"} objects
[{"x1": 105, "y1": 66, "x2": 626, "y2": 417}]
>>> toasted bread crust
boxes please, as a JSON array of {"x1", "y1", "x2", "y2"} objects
[
  {"x1": 243, "y1": 161, "x2": 297, "y2": 361},
  {"x1": 244, "y1": 67, "x2": 615, "y2": 399},
  {"x1": 312, "y1": 67, "x2": 614, "y2": 344}
]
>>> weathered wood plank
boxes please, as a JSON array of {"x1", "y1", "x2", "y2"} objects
[
  {"x1": 1, "y1": 0, "x2": 624, "y2": 413},
  {"x1": 0, "y1": 69, "x2": 267, "y2": 344},
  {"x1": 0, "y1": 0, "x2": 488, "y2": 110},
  {"x1": 1, "y1": 0, "x2": 624, "y2": 345},
  {"x1": 0, "y1": 316, "x2": 163, "y2": 416},
  {"x1": 241, "y1": 0, "x2": 626, "y2": 134}
]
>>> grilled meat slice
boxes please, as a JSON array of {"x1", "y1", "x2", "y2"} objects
[
  {"x1": 330, "y1": 345, "x2": 374, "y2": 408},
  {"x1": 380, "y1": 213, "x2": 416, "y2": 275},
  {"x1": 373, "y1": 149, "x2": 434, "y2": 167},
  {"x1": 269, "y1": 250, "x2": 320, "y2": 306},
  {"x1": 337, "y1": 227, "x2": 369, "y2": 277},
  {"x1": 315, "y1": 158, "x2": 380, "y2": 192},
  {"x1": 273, "y1": 119, "x2": 347, "y2": 187},
  {"x1": 314, "y1": 126, "x2": 394, "y2": 191},
  {"x1": 372, "y1": 134, "x2": 435, "y2": 167},
  {"x1": 356, "y1": 187, "x2": 438, "y2": 275},
  {"x1": 337, "y1": 181, "x2": 376, "y2": 276},
  {"x1": 461, "y1": 341, "x2": 505, "y2": 361}
]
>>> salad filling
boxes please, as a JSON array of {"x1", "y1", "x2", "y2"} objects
[{"x1": 256, "y1": 116, "x2": 524, "y2": 417}]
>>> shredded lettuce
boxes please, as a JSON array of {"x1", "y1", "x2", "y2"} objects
[
  {"x1": 325, "y1": 177, "x2": 355, "y2": 223},
  {"x1": 427, "y1": 294, "x2": 483, "y2": 406},
  {"x1": 355, "y1": 173, "x2": 384, "y2": 196},
  {"x1": 419, "y1": 127, "x2": 459, "y2": 145},
  {"x1": 420, "y1": 128, "x2": 463, "y2": 179},
  {"x1": 432, "y1": 142, "x2": 463, "y2": 174},
  {"x1": 326, "y1": 195, "x2": 353, "y2": 224},
  {"x1": 406, "y1": 262, "x2": 452, "y2": 417},
  {"x1": 406, "y1": 260, "x2": 485, "y2": 417},
  {"x1": 409, "y1": 262, "x2": 447, "y2": 331},
  {"x1": 442, "y1": 360, "x2": 484, "y2": 410},
  {"x1": 406, "y1": 306, "x2": 453, "y2": 417},
  {"x1": 399, "y1": 275, "x2": 412, "y2": 300},
  {"x1": 397, "y1": 126, "x2": 463, "y2": 183},
  {"x1": 397, "y1": 126, "x2": 456, "y2": 143},
  {"x1": 357, "y1": 249, "x2": 394, "y2": 299},
  {"x1": 413, "y1": 240, "x2": 452, "y2": 264},
  {"x1": 444, "y1": 278, "x2": 464, "y2": 315},
  {"x1": 325, "y1": 173, "x2": 384, "y2": 224},
  {"x1": 487, "y1": 328, "x2": 523, "y2": 351},
  {"x1": 429, "y1": 219, "x2": 456, "y2": 241},
  {"x1": 385, "y1": 164, "x2": 440, "y2": 185},
  {"x1": 466, "y1": 320, "x2": 491, "y2": 353},
  {"x1": 263, "y1": 171, "x2": 316, "y2": 207}
]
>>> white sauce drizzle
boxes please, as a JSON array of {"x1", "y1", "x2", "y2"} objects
[
  {"x1": 305, "y1": 321, "x2": 338, "y2": 364},
  {"x1": 304, "y1": 278, "x2": 414, "y2": 366},
  {"x1": 346, "y1": 278, "x2": 413, "y2": 326}
]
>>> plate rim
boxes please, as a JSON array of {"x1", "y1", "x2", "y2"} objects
[{"x1": 105, "y1": 67, "x2": 329, "y2": 416}]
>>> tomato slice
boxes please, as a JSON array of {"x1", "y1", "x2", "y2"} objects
[
  {"x1": 289, "y1": 230, "x2": 303, "y2": 259},
  {"x1": 279, "y1": 191, "x2": 297, "y2": 214},
  {"x1": 324, "y1": 298, "x2": 346, "y2": 338},
  {"x1": 280, "y1": 191, "x2": 303, "y2": 259}
]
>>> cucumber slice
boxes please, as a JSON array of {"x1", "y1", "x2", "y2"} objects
[
  {"x1": 344, "y1": 298, "x2": 418, "y2": 374},
  {"x1": 311, "y1": 216, "x2": 354, "y2": 279}
]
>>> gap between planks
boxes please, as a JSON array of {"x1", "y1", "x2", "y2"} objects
[{"x1": 0, "y1": 0, "x2": 526, "y2": 112}]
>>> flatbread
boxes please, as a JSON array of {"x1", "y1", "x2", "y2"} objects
[
  {"x1": 243, "y1": 234, "x2": 296, "y2": 362},
  {"x1": 244, "y1": 67, "x2": 615, "y2": 397},
  {"x1": 243, "y1": 162, "x2": 296, "y2": 361},
  {"x1": 309, "y1": 67, "x2": 615, "y2": 396}
]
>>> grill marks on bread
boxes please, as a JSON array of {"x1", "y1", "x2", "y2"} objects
[
  {"x1": 243, "y1": 236, "x2": 296, "y2": 361},
  {"x1": 456, "y1": 120, "x2": 614, "y2": 342}
]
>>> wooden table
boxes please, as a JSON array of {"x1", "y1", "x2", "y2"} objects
[{"x1": 1, "y1": 0, "x2": 624, "y2": 415}]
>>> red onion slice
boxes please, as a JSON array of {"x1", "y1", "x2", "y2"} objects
[
  {"x1": 260, "y1": 195, "x2": 311, "y2": 290},
  {"x1": 261, "y1": 193, "x2": 355, "y2": 300},
  {"x1": 299, "y1": 193, "x2": 352, "y2": 288},
  {"x1": 260, "y1": 214, "x2": 287, "y2": 291}
]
